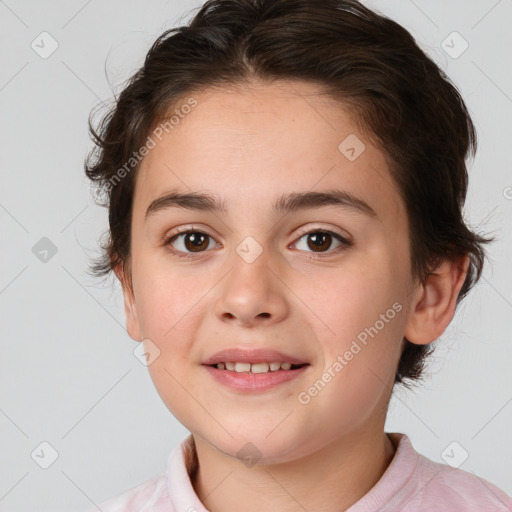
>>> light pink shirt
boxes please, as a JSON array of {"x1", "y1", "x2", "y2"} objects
[{"x1": 87, "y1": 432, "x2": 512, "y2": 511}]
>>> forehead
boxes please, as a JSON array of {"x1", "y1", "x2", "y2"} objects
[{"x1": 133, "y1": 80, "x2": 403, "y2": 223}]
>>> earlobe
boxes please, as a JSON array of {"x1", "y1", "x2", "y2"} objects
[
  {"x1": 114, "y1": 264, "x2": 142, "y2": 342},
  {"x1": 404, "y1": 254, "x2": 469, "y2": 345}
]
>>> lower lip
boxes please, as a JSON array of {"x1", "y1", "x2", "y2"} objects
[{"x1": 203, "y1": 364, "x2": 310, "y2": 392}]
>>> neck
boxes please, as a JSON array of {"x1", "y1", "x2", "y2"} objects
[{"x1": 188, "y1": 429, "x2": 396, "y2": 512}]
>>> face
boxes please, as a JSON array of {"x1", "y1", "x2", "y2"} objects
[{"x1": 120, "y1": 79, "x2": 420, "y2": 463}]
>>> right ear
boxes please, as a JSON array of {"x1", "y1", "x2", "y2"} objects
[{"x1": 114, "y1": 264, "x2": 142, "y2": 342}]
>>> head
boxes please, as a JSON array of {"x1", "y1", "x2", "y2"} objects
[{"x1": 85, "y1": 0, "x2": 493, "y2": 462}]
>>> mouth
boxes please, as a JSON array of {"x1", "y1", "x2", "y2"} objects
[
  {"x1": 202, "y1": 359, "x2": 310, "y2": 392},
  {"x1": 201, "y1": 347, "x2": 311, "y2": 391}
]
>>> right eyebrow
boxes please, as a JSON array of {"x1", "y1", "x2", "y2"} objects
[{"x1": 145, "y1": 190, "x2": 228, "y2": 219}]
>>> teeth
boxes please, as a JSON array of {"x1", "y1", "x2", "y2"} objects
[
  {"x1": 235, "y1": 362, "x2": 251, "y2": 372},
  {"x1": 214, "y1": 361, "x2": 301, "y2": 373},
  {"x1": 251, "y1": 363, "x2": 270, "y2": 374}
]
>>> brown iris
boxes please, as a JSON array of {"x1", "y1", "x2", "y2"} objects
[
  {"x1": 183, "y1": 232, "x2": 210, "y2": 252},
  {"x1": 306, "y1": 232, "x2": 333, "y2": 252}
]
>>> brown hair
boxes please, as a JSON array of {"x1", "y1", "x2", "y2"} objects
[{"x1": 85, "y1": 0, "x2": 493, "y2": 387}]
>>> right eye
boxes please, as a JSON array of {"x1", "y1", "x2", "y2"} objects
[{"x1": 164, "y1": 229, "x2": 218, "y2": 259}]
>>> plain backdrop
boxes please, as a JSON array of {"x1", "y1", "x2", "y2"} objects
[{"x1": 0, "y1": 0, "x2": 511, "y2": 510}]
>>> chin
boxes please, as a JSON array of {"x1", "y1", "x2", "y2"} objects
[{"x1": 200, "y1": 429, "x2": 309, "y2": 466}]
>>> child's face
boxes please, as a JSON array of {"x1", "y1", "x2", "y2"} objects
[{"x1": 121, "y1": 80, "x2": 421, "y2": 462}]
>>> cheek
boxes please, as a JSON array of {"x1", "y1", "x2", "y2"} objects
[
  {"x1": 319, "y1": 269, "x2": 392, "y2": 330},
  {"x1": 315, "y1": 262, "x2": 405, "y2": 371},
  {"x1": 134, "y1": 259, "x2": 210, "y2": 339}
]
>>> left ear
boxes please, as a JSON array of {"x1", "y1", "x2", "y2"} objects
[{"x1": 404, "y1": 254, "x2": 469, "y2": 345}]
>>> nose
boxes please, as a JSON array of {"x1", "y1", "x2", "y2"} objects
[{"x1": 214, "y1": 247, "x2": 289, "y2": 327}]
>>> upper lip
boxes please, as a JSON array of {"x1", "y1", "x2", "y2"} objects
[{"x1": 202, "y1": 348, "x2": 309, "y2": 365}]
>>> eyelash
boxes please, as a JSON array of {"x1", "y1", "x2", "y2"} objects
[{"x1": 163, "y1": 226, "x2": 352, "y2": 261}]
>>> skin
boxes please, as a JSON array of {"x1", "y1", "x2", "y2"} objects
[{"x1": 115, "y1": 79, "x2": 468, "y2": 512}]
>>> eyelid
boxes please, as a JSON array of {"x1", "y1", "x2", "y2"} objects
[{"x1": 292, "y1": 224, "x2": 351, "y2": 243}]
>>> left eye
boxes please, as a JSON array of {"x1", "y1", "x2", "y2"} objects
[{"x1": 292, "y1": 230, "x2": 350, "y2": 254}]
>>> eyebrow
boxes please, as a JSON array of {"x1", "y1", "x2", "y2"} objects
[{"x1": 145, "y1": 188, "x2": 377, "y2": 220}]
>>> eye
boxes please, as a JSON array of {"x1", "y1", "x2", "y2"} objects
[
  {"x1": 164, "y1": 228, "x2": 217, "y2": 259},
  {"x1": 292, "y1": 229, "x2": 351, "y2": 255}
]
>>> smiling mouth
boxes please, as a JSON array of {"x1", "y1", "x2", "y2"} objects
[{"x1": 207, "y1": 362, "x2": 309, "y2": 373}]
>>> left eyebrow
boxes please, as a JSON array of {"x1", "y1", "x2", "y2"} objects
[{"x1": 144, "y1": 188, "x2": 377, "y2": 220}]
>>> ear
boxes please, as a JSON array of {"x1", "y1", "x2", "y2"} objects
[
  {"x1": 114, "y1": 264, "x2": 142, "y2": 342},
  {"x1": 404, "y1": 254, "x2": 469, "y2": 345}
]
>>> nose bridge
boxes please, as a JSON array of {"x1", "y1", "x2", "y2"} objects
[{"x1": 214, "y1": 235, "x2": 288, "y2": 325}]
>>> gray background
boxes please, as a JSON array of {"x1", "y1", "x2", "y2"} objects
[{"x1": 0, "y1": 0, "x2": 511, "y2": 510}]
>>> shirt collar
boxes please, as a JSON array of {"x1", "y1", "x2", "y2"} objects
[
  {"x1": 166, "y1": 434, "x2": 210, "y2": 512},
  {"x1": 166, "y1": 432, "x2": 418, "y2": 512}
]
